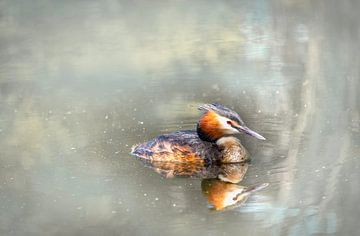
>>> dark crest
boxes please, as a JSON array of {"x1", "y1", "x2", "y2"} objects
[{"x1": 198, "y1": 103, "x2": 245, "y2": 126}]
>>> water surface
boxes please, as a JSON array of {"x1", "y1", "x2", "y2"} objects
[{"x1": 0, "y1": 0, "x2": 359, "y2": 235}]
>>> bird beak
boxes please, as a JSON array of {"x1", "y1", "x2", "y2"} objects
[{"x1": 237, "y1": 126, "x2": 266, "y2": 140}]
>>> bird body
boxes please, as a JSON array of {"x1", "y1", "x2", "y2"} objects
[{"x1": 131, "y1": 130, "x2": 220, "y2": 163}]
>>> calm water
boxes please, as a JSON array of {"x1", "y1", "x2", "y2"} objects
[{"x1": 1, "y1": 0, "x2": 359, "y2": 235}]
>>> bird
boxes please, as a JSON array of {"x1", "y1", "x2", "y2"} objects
[{"x1": 130, "y1": 103, "x2": 265, "y2": 164}]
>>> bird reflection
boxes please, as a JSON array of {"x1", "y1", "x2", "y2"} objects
[
  {"x1": 137, "y1": 159, "x2": 268, "y2": 210},
  {"x1": 139, "y1": 158, "x2": 248, "y2": 183},
  {"x1": 202, "y1": 180, "x2": 268, "y2": 211}
]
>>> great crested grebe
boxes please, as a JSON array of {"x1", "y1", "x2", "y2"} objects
[{"x1": 131, "y1": 103, "x2": 265, "y2": 163}]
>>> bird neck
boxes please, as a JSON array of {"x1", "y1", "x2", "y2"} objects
[{"x1": 197, "y1": 111, "x2": 224, "y2": 142}]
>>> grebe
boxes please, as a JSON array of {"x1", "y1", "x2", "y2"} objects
[{"x1": 131, "y1": 103, "x2": 265, "y2": 163}]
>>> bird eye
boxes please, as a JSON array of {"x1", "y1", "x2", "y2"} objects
[{"x1": 227, "y1": 120, "x2": 232, "y2": 125}]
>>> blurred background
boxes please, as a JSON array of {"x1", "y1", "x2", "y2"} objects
[{"x1": 0, "y1": 0, "x2": 359, "y2": 235}]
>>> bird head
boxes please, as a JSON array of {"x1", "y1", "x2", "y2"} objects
[{"x1": 197, "y1": 103, "x2": 265, "y2": 142}]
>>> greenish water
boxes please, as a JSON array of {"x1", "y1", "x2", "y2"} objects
[{"x1": 0, "y1": 0, "x2": 359, "y2": 235}]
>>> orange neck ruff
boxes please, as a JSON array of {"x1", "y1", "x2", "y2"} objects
[{"x1": 198, "y1": 111, "x2": 224, "y2": 141}]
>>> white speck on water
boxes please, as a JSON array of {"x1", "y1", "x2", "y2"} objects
[
  {"x1": 315, "y1": 169, "x2": 320, "y2": 172},
  {"x1": 155, "y1": 197, "x2": 159, "y2": 201},
  {"x1": 304, "y1": 104, "x2": 307, "y2": 108},
  {"x1": 322, "y1": 166, "x2": 326, "y2": 169},
  {"x1": 242, "y1": 90, "x2": 246, "y2": 94},
  {"x1": 276, "y1": 90, "x2": 280, "y2": 94},
  {"x1": 139, "y1": 121, "x2": 144, "y2": 124},
  {"x1": 126, "y1": 208, "x2": 130, "y2": 212},
  {"x1": 66, "y1": 111, "x2": 72, "y2": 115},
  {"x1": 105, "y1": 115, "x2": 109, "y2": 119},
  {"x1": 255, "y1": 175, "x2": 258, "y2": 177},
  {"x1": 143, "y1": 193, "x2": 147, "y2": 197},
  {"x1": 322, "y1": 196, "x2": 326, "y2": 199},
  {"x1": 70, "y1": 176, "x2": 76, "y2": 179},
  {"x1": 70, "y1": 147, "x2": 76, "y2": 150},
  {"x1": 111, "y1": 210, "x2": 117, "y2": 214},
  {"x1": 48, "y1": 110, "x2": 53, "y2": 114},
  {"x1": 172, "y1": 203, "x2": 176, "y2": 207},
  {"x1": 77, "y1": 206, "x2": 83, "y2": 210},
  {"x1": 212, "y1": 84, "x2": 220, "y2": 91},
  {"x1": 258, "y1": 110, "x2": 261, "y2": 113}
]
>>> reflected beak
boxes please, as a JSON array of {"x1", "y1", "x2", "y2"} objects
[{"x1": 237, "y1": 126, "x2": 266, "y2": 140}]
